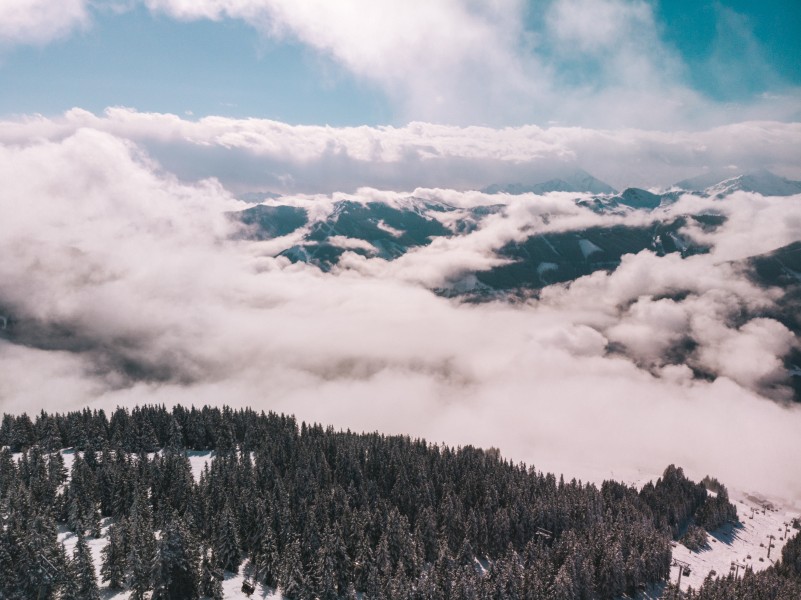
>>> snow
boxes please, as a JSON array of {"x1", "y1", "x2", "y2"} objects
[
  {"x1": 376, "y1": 219, "x2": 404, "y2": 237},
  {"x1": 578, "y1": 238, "x2": 603, "y2": 258},
  {"x1": 222, "y1": 575, "x2": 282, "y2": 600},
  {"x1": 704, "y1": 170, "x2": 801, "y2": 197},
  {"x1": 15, "y1": 450, "x2": 801, "y2": 598},
  {"x1": 188, "y1": 450, "x2": 215, "y2": 481},
  {"x1": 668, "y1": 490, "x2": 798, "y2": 593},
  {"x1": 537, "y1": 262, "x2": 558, "y2": 276}
]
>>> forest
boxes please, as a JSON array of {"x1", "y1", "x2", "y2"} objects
[{"x1": 0, "y1": 405, "x2": 799, "y2": 599}]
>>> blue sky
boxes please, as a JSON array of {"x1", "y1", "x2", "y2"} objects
[
  {"x1": 0, "y1": 5, "x2": 392, "y2": 125},
  {"x1": 0, "y1": 0, "x2": 799, "y2": 127}
]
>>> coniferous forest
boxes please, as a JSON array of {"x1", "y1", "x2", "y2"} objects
[{"x1": 0, "y1": 405, "x2": 799, "y2": 599}]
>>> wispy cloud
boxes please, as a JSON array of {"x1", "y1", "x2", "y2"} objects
[
  {"x1": 3, "y1": 1, "x2": 798, "y2": 127},
  {"x1": 0, "y1": 0, "x2": 90, "y2": 46},
  {"x1": 138, "y1": 0, "x2": 801, "y2": 126}
]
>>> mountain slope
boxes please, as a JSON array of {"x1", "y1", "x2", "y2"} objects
[{"x1": 483, "y1": 169, "x2": 617, "y2": 195}]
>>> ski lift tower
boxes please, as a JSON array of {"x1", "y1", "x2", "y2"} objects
[
  {"x1": 730, "y1": 560, "x2": 746, "y2": 579},
  {"x1": 767, "y1": 534, "x2": 776, "y2": 559},
  {"x1": 671, "y1": 559, "x2": 691, "y2": 597}
]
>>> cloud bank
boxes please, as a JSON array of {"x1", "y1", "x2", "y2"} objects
[
  {"x1": 1, "y1": 125, "x2": 801, "y2": 501},
  {"x1": 2, "y1": 108, "x2": 800, "y2": 193}
]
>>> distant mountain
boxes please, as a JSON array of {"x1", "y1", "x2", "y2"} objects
[
  {"x1": 705, "y1": 169, "x2": 801, "y2": 197},
  {"x1": 228, "y1": 169, "x2": 801, "y2": 298},
  {"x1": 676, "y1": 169, "x2": 801, "y2": 197},
  {"x1": 616, "y1": 187, "x2": 664, "y2": 210},
  {"x1": 674, "y1": 171, "x2": 741, "y2": 191},
  {"x1": 742, "y1": 242, "x2": 801, "y2": 399},
  {"x1": 483, "y1": 169, "x2": 617, "y2": 195},
  {"x1": 237, "y1": 204, "x2": 308, "y2": 240}
]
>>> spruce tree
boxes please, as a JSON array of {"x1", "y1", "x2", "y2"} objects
[
  {"x1": 200, "y1": 547, "x2": 224, "y2": 600},
  {"x1": 100, "y1": 522, "x2": 126, "y2": 589},
  {"x1": 68, "y1": 533, "x2": 100, "y2": 600},
  {"x1": 279, "y1": 536, "x2": 307, "y2": 600},
  {"x1": 214, "y1": 501, "x2": 242, "y2": 573},
  {"x1": 152, "y1": 512, "x2": 200, "y2": 600}
]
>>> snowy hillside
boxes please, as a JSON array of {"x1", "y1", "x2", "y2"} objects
[
  {"x1": 25, "y1": 446, "x2": 798, "y2": 600},
  {"x1": 669, "y1": 491, "x2": 797, "y2": 593}
]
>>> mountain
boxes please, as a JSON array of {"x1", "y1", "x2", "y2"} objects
[
  {"x1": 237, "y1": 204, "x2": 308, "y2": 239},
  {"x1": 704, "y1": 169, "x2": 801, "y2": 197},
  {"x1": 616, "y1": 187, "x2": 664, "y2": 209},
  {"x1": 675, "y1": 169, "x2": 801, "y2": 197},
  {"x1": 469, "y1": 216, "x2": 711, "y2": 293},
  {"x1": 483, "y1": 169, "x2": 617, "y2": 195},
  {"x1": 576, "y1": 187, "x2": 667, "y2": 214},
  {"x1": 674, "y1": 170, "x2": 742, "y2": 191},
  {"x1": 743, "y1": 242, "x2": 801, "y2": 399}
]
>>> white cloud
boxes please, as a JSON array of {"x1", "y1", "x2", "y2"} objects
[
  {"x1": 2, "y1": 109, "x2": 800, "y2": 193},
  {"x1": 547, "y1": 0, "x2": 654, "y2": 54},
  {"x1": 0, "y1": 0, "x2": 90, "y2": 46},
  {"x1": 1, "y1": 127, "x2": 801, "y2": 500},
  {"x1": 139, "y1": 0, "x2": 801, "y2": 127},
  {"x1": 145, "y1": 0, "x2": 540, "y2": 124}
]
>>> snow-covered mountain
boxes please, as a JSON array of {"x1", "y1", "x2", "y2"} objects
[
  {"x1": 483, "y1": 168, "x2": 617, "y2": 195},
  {"x1": 228, "y1": 170, "x2": 801, "y2": 290},
  {"x1": 704, "y1": 169, "x2": 801, "y2": 197},
  {"x1": 675, "y1": 169, "x2": 801, "y2": 197}
]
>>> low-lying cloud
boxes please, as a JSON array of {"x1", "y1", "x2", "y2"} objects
[{"x1": 1, "y1": 125, "x2": 801, "y2": 502}]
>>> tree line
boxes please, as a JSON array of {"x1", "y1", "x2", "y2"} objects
[{"x1": 0, "y1": 404, "x2": 779, "y2": 599}]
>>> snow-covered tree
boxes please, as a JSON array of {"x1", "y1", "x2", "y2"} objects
[{"x1": 152, "y1": 512, "x2": 200, "y2": 600}]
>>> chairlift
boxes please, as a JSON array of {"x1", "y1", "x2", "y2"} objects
[
  {"x1": 709, "y1": 569, "x2": 717, "y2": 576},
  {"x1": 682, "y1": 567, "x2": 691, "y2": 577},
  {"x1": 241, "y1": 580, "x2": 256, "y2": 596}
]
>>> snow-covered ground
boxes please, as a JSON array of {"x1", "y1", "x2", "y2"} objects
[{"x1": 668, "y1": 490, "x2": 798, "y2": 593}]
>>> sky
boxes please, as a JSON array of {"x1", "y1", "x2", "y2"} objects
[
  {"x1": 1, "y1": 1, "x2": 801, "y2": 500},
  {"x1": 0, "y1": 0, "x2": 799, "y2": 127}
]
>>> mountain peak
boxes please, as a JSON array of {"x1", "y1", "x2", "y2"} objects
[
  {"x1": 706, "y1": 170, "x2": 801, "y2": 197},
  {"x1": 483, "y1": 169, "x2": 617, "y2": 195}
]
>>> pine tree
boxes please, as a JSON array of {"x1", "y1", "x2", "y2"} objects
[
  {"x1": 100, "y1": 522, "x2": 126, "y2": 589},
  {"x1": 279, "y1": 536, "x2": 307, "y2": 600},
  {"x1": 126, "y1": 487, "x2": 156, "y2": 600},
  {"x1": 254, "y1": 523, "x2": 280, "y2": 586},
  {"x1": 152, "y1": 512, "x2": 200, "y2": 600},
  {"x1": 214, "y1": 501, "x2": 242, "y2": 573},
  {"x1": 314, "y1": 531, "x2": 339, "y2": 600},
  {"x1": 68, "y1": 533, "x2": 100, "y2": 600},
  {"x1": 200, "y1": 547, "x2": 224, "y2": 600}
]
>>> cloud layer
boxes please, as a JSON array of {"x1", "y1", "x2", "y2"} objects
[
  {"x1": 2, "y1": 108, "x2": 800, "y2": 194},
  {"x1": 1, "y1": 124, "x2": 801, "y2": 501}
]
